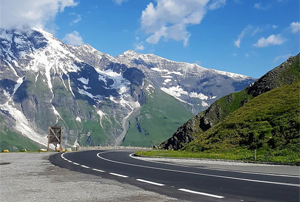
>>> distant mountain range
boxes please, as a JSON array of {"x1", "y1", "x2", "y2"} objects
[
  {"x1": 0, "y1": 28, "x2": 255, "y2": 150},
  {"x1": 159, "y1": 53, "x2": 299, "y2": 155}
]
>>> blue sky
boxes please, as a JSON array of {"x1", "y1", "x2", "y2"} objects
[{"x1": 1, "y1": 0, "x2": 299, "y2": 78}]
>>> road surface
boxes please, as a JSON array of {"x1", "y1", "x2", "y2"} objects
[{"x1": 50, "y1": 150, "x2": 300, "y2": 202}]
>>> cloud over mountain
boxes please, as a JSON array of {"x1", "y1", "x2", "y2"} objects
[
  {"x1": 0, "y1": 0, "x2": 78, "y2": 29},
  {"x1": 140, "y1": 0, "x2": 226, "y2": 46}
]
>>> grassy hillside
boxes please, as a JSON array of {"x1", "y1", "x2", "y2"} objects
[
  {"x1": 0, "y1": 114, "x2": 43, "y2": 152},
  {"x1": 159, "y1": 53, "x2": 300, "y2": 150},
  {"x1": 138, "y1": 83, "x2": 300, "y2": 164},
  {"x1": 122, "y1": 86, "x2": 193, "y2": 147},
  {"x1": 185, "y1": 82, "x2": 299, "y2": 152},
  {"x1": 0, "y1": 129, "x2": 43, "y2": 152}
]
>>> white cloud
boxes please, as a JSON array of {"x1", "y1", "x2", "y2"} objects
[
  {"x1": 273, "y1": 54, "x2": 292, "y2": 63},
  {"x1": 63, "y1": 31, "x2": 84, "y2": 46},
  {"x1": 0, "y1": 0, "x2": 78, "y2": 29},
  {"x1": 254, "y1": 2, "x2": 262, "y2": 9},
  {"x1": 134, "y1": 43, "x2": 144, "y2": 51},
  {"x1": 234, "y1": 25, "x2": 253, "y2": 48},
  {"x1": 112, "y1": 0, "x2": 128, "y2": 5},
  {"x1": 140, "y1": 0, "x2": 226, "y2": 46},
  {"x1": 254, "y1": 2, "x2": 270, "y2": 10},
  {"x1": 290, "y1": 22, "x2": 300, "y2": 33},
  {"x1": 254, "y1": 34, "x2": 285, "y2": 48},
  {"x1": 69, "y1": 13, "x2": 81, "y2": 25},
  {"x1": 209, "y1": 0, "x2": 226, "y2": 10}
]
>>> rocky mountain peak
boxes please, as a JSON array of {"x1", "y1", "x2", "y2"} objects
[{"x1": 0, "y1": 27, "x2": 256, "y2": 149}]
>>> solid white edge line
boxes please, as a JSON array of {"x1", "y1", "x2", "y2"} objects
[
  {"x1": 109, "y1": 172, "x2": 128, "y2": 178},
  {"x1": 92, "y1": 168, "x2": 105, "y2": 173},
  {"x1": 73, "y1": 162, "x2": 79, "y2": 165},
  {"x1": 179, "y1": 188, "x2": 224, "y2": 199},
  {"x1": 129, "y1": 153, "x2": 299, "y2": 179},
  {"x1": 136, "y1": 179, "x2": 165, "y2": 186},
  {"x1": 125, "y1": 153, "x2": 300, "y2": 187},
  {"x1": 80, "y1": 165, "x2": 90, "y2": 169}
]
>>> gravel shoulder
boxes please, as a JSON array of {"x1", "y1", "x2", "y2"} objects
[{"x1": 0, "y1": 153, "x2": 177, "y2": 202}]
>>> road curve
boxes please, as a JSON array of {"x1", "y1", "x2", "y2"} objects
[{"x1": 50, "y1": 150, "x2": 300, "y2": 202}]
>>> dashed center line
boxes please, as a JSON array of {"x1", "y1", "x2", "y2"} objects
[
  {"x1": 178, "y1": 188, "x2": 224, "y2": 199},
  {"x1": 59, "y1": 152, "x2": 235, "y2": 199},
  {"x1": 92, "y1": 168, "x2": 105, "y2": 172},
  {"x1": 136, "y1": 179, "x2": 165, "y2": 186},
  {"x1": 109, "y1": 172, "x2": 128, "y2": 178}
]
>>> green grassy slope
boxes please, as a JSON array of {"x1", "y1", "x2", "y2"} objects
[
  {"x1": 159, "y1": 53, "x2": 300, "y2": 150},
  {"x1": 0, "y1": 129, "x2": 43, "y2": 152},
  {"x1": 182, "y1": 82, "x2": 300, "y2": 163},
  {"x1": 122, "y1": 87, "x2": 193, "y2": 147},
  {"x1": 0, "y1": 114, "x2": 43, "y2": 152}
]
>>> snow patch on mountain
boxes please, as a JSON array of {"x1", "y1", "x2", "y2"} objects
[
  {"x1": 0, "y1": 103, "x2": 48, "y2": 146},
  {"x1": 214, "y1": 69, "x2": 249, "y2": 80},
  {"x1": 145, "y1": 84, "x2": 155, "y2": 97},
  {"x1": 202, "y1": 101, "x2": 209, "y2": 107},
  {"x1": 97, "y1": 109, "x2": 107, "y2": 128},
  {"x1": 78, "y1": 88, "x2": 102, "y2": 100},
  {"x1": 98, "y1": 74, "x2": 107, "y2": 84},
  {"x1": 189, "y1": 92, "x2": 208, "y2": 100},
  {"x1": 161, "y1": 86, "x2": 188, "y2": 97},
  {"x1": 6, "y1": 61, "x2": 19, "y2": 77},
  {"x1": 163, "y1": 79, "x2": 172, "y2": 84},
  {"x1": 161, "y1": 86, "x2": 190, "y2": 104},
  {"x1": 78, "y1": 77, "x2": 89, "y2": 85},
  {"x1": 76, "y1": 117, "x2": 81, "y2": 122}
]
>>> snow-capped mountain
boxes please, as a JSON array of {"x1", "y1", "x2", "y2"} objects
[
  {"x1": 115, "y1": 50, "x2": 254, "y2": 113},
  {"x1": 0, "y1": 28, "x2": 255, "y2": 149}
]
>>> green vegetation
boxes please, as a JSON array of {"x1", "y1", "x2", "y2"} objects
[
  {"x1": 145, "y1": 83, "x2": 300, "y2": 165},
  {"x1": 0, "y1": 127, "x2": 42, "y2": 152},
  {"x1": 135, "y1": 148, "x2": 299, "y2": 165},
  {"x1": 185, "y1": 82, "x2": 300, "y2": 153},
  {"x1": 123, "y1": 86, "x2": 193, "y2": 147}
]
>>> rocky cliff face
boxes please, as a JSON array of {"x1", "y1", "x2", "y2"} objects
[
  {"x1": 159, "y1": 53, "x2": 300, "y2": 150},
  {"x1": 0, "y1": 28, "x2": 254, "y2": 148}
]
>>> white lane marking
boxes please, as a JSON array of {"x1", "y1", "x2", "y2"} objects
[
  {"x1": 179, "y1": 188, "x2": 224, "y2": 199},
  {"x1": 136, "y1": 179, "x2": 165, "y2": 186},
  {"x1": 80, "y1": 165, "x2": 90, "y2": 169},
  {"x1": 130, "y1": 153, "x2": 299, "y2": 178},
  {"x1": 61, "y1": 152, "x2": 106, "y2": 173},
  {"x1": 109, "y1": 172, "x2": 128, "y2": 178},
  {"x1": 92, "y1": 168, "x2": 105, "y2": 173},
  {"x1": 97, "y1": 152, "x2": 300, "y2": 187}
]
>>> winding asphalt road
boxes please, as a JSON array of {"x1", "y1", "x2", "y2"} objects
[{"x1": 50, "y1": 150, "x2": 300, "y2": 202}]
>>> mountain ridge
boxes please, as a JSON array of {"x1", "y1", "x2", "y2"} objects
[{"x1": 0, "y1": 28, "x2": 255, "y2": 150}]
